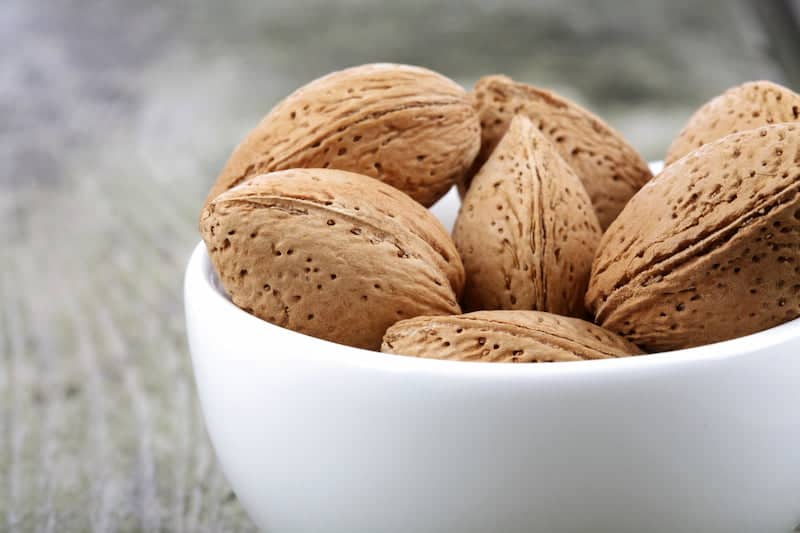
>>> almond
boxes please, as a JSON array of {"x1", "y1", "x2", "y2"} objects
[
  {"x1": 587, "y1": 123, "x2": 800, "y2": 352},
  {"x1": 453, "y1": 115, "x2": 601, "y2": 317},
  {"x1": 469, "y1": 75, "x2": 652, "y2": 229},
  {"x1": 200, "y1": 168, "x2": 465, "y2": 350},
  {"x1": 665, "y1": 80, "x2": 800, "y2": 165},
  {"x1": 204, "y1": 63, "x2": 481, "y2": 209},
  {"x1": 381, "y1": 310, "x2": 643, "y2": 362}
]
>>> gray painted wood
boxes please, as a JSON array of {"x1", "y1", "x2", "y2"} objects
[{"x1": 1, "y1": 0, "x2": 795, "y2": 530}]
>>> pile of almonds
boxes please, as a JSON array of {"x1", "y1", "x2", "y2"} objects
[{"x1": 200, "y1": 64, "x2": 800, "y2": 362}]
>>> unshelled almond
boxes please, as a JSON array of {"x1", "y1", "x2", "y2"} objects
[
  {"x1": 453, "y1": 115, "x2": 601, "y2": 317},
  {"x1": 204, "y1": 63, "x2": 480, "y2": 209},
  {"x1": 200, "y1": 168, "x2": 465, "y2": 350},
  {"x1": 469, "y1": 75, "x2": 652, "y2": 229},
  {"x1": 665, "y1": 80, "x2": 800, "y2": 165},
  {"x1": 382, "y1": 310, "x2": 643, "y2": 362},
  {"x1": 587, "y1": 123, "x2": 800, "y2": 351}
]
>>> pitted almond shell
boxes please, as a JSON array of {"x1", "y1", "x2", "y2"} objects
[
  {"x1": 381, "y1": 310, "x2": 643, "y2": 362},
  {"x1": 200, "y1": 168, "x2": 465, "y2": 350},
  {"x1": 468, "y1": 75, "x2": 652, "y2": 229},
  {"x1": 453, "y1": 115, "x2": 601, "y2": 317},
  {"x1": 587, "y1": 123, "x2": 800, "y2": 352},
  {"x1": 665, "y1": 80, "x2": 800, "y2": 165},
  {"x1": 204, "y1": 63, "x2": 481, "y2": 210}
]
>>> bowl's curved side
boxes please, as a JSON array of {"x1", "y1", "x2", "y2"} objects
[{"x1": 185, "y1": 243, "x2": 800, "y2": 533}]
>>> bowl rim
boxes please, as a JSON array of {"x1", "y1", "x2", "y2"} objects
[{"x1": 186, "y1": 240, "x2": 800, "y2": 376}]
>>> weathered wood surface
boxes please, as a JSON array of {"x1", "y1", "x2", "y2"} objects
[{"x1": 0, "y1": 0, "x2": 795, "y2": 531}]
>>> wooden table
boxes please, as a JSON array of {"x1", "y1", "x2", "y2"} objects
[{"x1": 2, "y1": 0, "x2": 796, "y2": 530}]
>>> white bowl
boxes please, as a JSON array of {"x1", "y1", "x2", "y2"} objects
[{"x1": 185, "y1": 164, "x2": 800, "y2": 533}]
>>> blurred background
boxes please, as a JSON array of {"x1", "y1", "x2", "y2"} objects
[{"x1": 2, "y1": 0, "x2": 798, "y2": 530}]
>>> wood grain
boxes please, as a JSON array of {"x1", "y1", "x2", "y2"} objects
[{"x1": 0, "y1": 173, "x2": 256, "y2": 531}]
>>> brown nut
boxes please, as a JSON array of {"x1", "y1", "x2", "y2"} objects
[
  {"x1": 453, "y1": 115, "x2": 601, "y2": 317},
  {"x1": 382, "y1": 310, "x2": 643, "y2": 362},
  {"x1": 587, "y1": 123, "x2": 800, "y2": 352},
  {"x1": 200, "y1": 168, "x2": 465, "y2": 350},
  {"x1": 665, "y1": 80, "x2": 800, "y2": 165},
  {"x1": 204, "y1": 63, "x2": 481, "y2": 210},
  {"x1": 469, "y1": 75, "x2": 652, "y2": 229}
]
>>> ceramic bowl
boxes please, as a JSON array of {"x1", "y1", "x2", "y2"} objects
[{"x1": 185, "y1": 163, "x2": 800, "y2": 533}]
